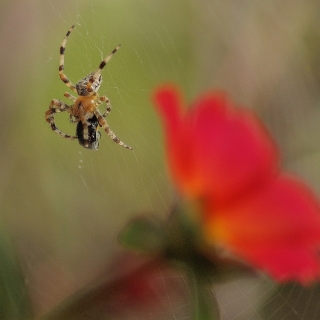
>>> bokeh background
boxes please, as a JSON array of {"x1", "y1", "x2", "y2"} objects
[{"x1": 1, "y1": 0, "x2": 320, "y2": 319}]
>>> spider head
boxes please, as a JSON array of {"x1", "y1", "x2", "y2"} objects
[{"x1": 76, "y1": 72, "x2": 102, "y2": 96}]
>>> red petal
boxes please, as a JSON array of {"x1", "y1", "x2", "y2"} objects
[
  {"x1": 153, "y1": 85, "x2": 197, "y2": 194},
  {"x1": 204, "y1": 175, "x2": 320, "y2": 283},
  {"x1": 153, "y1": 84, "x2": 183, "y2": 139},
  {"x1": 153, "y1": 85, "x2": 279, "y2": 204}
]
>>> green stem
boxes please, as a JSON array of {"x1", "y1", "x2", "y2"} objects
[{"x1": 191, "y1": 275, "x2": 220, "y2": 320}]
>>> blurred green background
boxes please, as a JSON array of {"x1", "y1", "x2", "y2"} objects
[{"x1": 1, "y1": 0, "x2": 320, "y2": 318}]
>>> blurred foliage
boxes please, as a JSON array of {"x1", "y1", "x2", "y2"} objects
[{"x1": 0, "y1": 227, "x2": 32, "y2": 319}]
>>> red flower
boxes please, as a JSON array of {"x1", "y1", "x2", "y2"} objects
[{"x1": 153, "y1": 84, "x2": 320, "y2": 283}]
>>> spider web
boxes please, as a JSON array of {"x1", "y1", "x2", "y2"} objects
[{"x1": 3, "y1": 0, "x2": 320, "y2": 319}]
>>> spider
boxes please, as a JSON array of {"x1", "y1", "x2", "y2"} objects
[{"x1": 45, "y1": 25, "x2": 133, "y2": 151}]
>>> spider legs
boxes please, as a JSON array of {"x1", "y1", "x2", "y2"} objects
[
  {"x1": 95, "y1": 45, "x2": 121, "y2": 74},
  {"x1": 86, "y1": 45, "x2": 121, "y2": 94},
  {"x1": 45, "y1": 99, "x2": 77, "y2": 140},
  {"x1": 59, "y1": 25, "x2": 77, "y2": 93},
  {"x1": 64, "y1": 92, "x2": 78, "y2": 122},
  {"x1": 94, "y1": 109, "x2": 132, "y2": 150},
  {"x1": 96, "y1": 95, "x2": 112, "y2": 117},
  {"x1": 64, "y1": 92, "x2": 77, "y2": 102}
]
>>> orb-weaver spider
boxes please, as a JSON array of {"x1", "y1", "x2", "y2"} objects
[{"x1": 45, "y1": 25, "x2": 132, "y2": 151}]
